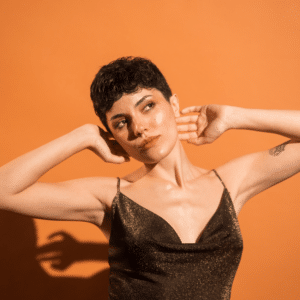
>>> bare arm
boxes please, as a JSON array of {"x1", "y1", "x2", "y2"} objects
[
  {"x1": 219, "y1": 107, "x2": 300, "y2": 210},
  {"x1": 177, "y1": 105, "x2": 300, "y2": 212},
  {"x1": 0, "y1": 124, "x2": 128, "y2": 225},
  {"x1": 227, "y1": 107, "x2": 300, "y2": 139}
]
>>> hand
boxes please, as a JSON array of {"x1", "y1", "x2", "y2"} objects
[
  {"x1": 36, "y1": 231, "x2": 78, "y2": 270},
  {"x1": 36, "y1": 231, "x2": 109, "y2": 270},
  {"x1": 176, "y1": 104, "x2": 228, "y2": 145},
  {"x1": 86, "y1": 125, "x2": 130, "y2": 164}
]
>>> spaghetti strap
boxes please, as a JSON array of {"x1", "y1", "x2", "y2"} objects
[
  {"x1": 212, "y1": 169, "x2": 226, "y2": 189},
  {"x1": 116, "y1": 177, "x2": 121, "y2": 193},
  {"x1": 109, "y1": 170, "x2": 243, "y2": 299}
]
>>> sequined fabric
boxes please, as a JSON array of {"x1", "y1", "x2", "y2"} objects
[{"x1": 108, "y1": 172, "x2": 243, "y2": 300}]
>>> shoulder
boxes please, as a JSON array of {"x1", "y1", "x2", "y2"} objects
[
  {"x1": 121, "y1": 166, "x2": 148, "y2": 183},
  {"x1": 215, "y1": 151, "x2": 257, "y2": 187},
  {"x1": 212, "y1": 159, "x2": 246, "y2": 205},
  {"x1": 81, "y1": 176, "x2": 119, "y2": 208},
  {"x1": 213, "y1": 152, "x2": 264, "y2": 214}
]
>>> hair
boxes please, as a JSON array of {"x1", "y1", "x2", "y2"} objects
[{"x1": 90, "y1": 56, "x2": 172, "y2": 132}]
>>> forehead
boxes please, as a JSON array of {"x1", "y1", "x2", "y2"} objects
[{"x1": 108, "y1": 88, "x2": 163, "y2": 115}]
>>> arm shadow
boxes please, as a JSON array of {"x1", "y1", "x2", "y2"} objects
[{"x1": 0, "y1": 210, "x2": 109, "y2": 300}]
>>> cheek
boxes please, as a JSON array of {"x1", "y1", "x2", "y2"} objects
[
  {"x1": 153, "y1": 111, "x2": 164, "y2": 125},
  {"x1": 152, "y1": 107, "x2": 175, "y2": 128}
]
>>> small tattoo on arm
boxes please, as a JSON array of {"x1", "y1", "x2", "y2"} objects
[{"x1": 269, "y1": 141, "x2": 291, "y2": 156}]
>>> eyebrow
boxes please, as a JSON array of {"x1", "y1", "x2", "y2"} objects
[{"x1": 110, "y1": 95, "x2": 152, "y2": 121}]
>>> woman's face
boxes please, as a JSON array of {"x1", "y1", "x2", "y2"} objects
[{"x1": 106, "y1": 88, "x2": 180, "y2": 164}]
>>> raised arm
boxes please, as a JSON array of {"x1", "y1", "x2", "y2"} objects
[
  {"x1": 227, "y1": 107, "x2": 300, "y2": 139},
  {"x1": 177, "y1": 105, "x2": 300, "y2": 212},
  {"x1": 0, "y1": 124, "x2": 129, "y2": 225}
]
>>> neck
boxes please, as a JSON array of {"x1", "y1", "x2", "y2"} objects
[{"x1": 143, "y1": 140, "x2": 199, "y2": 187}]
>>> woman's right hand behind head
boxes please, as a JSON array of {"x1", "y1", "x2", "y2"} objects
[{"x1": 85, "y1": 124, "x2": 130, "y2": 164}]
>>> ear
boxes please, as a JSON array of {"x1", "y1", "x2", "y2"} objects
[{"x1": 169, "y1": 94, "x2": 180, "y2": 117}]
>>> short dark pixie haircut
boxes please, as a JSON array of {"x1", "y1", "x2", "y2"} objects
[{"x1": 90, "y1": 56, "x2": 172, "y2": 132}]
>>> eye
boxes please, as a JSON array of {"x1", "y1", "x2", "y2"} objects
[
  {"x1": 115, "y1": 119, "x2": 127, "y2": 129},
  {"x1": 144, "y1": 102, "x2": 155, "y2": 112}
]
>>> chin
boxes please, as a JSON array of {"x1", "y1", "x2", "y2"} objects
[
  {"x1": 138, "y1": 152, "x2": 166, "y2": 164},
  {"x1": 134, "y1": 138, "x2": 179, "y2": 164}
]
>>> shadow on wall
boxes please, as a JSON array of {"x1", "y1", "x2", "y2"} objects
[{"x1": 0, "y1": 210, "x2": 109, "y2": 300}]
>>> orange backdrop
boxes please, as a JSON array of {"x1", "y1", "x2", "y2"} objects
[{"x1": 1, "y1": 1, "x2": 300, "y2": 299}]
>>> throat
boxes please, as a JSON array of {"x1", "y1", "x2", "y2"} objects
[{"x1": 144, "y1": 140, "x2": 202, "y2": 187}]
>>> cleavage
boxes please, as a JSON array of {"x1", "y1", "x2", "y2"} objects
[{"x1": 119, "y1": 183, "x2": 225, "y2": 244}]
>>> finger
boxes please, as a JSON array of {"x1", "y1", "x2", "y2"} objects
[
  {"x1": 96, "y1": 143, "x2": 129, "y2": 164},
  {"x1": 177, "y1": 124, "x2": 198, "y2": 132},
  {"x1": 99, "y1": 128, "x2": 115, "y2": 140},
  {"x1": 111, "y1": 150, "x2": 130, "y2": 161},
  {"x1": 48, "y1": 231, "x2": 67, "y2": 240},
  {"x1": 106, "y1": 132, "x2": 115, "y2": 140},
  {"x1": 195, "y1": 108, "x2": 208, "y2": 135},
  {"x1": 111, "y1": 145, "x2": 130, "y2": 157},
  {"x1": 176, "y1": 115, "x2": 198, "y2": 123},
  {"x1": 112, "y1": 150, "x2": 129, "y2": 158},
  {"x1": 178, "y1": 132, "x2": 198, "y2": 140},
  {"x1": 51, "y1": 261, "x2": 65, "y2": 270},
  {"x1": 197, "y1": 119, "x2": 208, "y2": 136},
  {"x1": 106, "y1": 130, "x2": 114, "y2": 137},
  {"x1": 110, "y1": 142, "x2": 127, "y2": 152},
  {"x1": 187, "y1": 137, "x2": 207, "y2": 145},
  {"x1": 181, "y1": 106, "x2": 203, "y2": 114},
  {"x1": 109, "y1": 154, "x2": 130, "y2": 164}
]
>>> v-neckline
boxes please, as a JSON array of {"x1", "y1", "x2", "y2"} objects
[{"x1": 113, "y1": 188, "x2": 228, "y2": 245}]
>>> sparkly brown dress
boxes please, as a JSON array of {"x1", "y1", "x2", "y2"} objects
[{"x1": 108, "y1": 171, "x2": 243, "y2": 299}]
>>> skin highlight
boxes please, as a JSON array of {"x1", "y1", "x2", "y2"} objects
[
  {"x1": 0, "y1": 84, "x2": 300, "y2": 243},
  {"x1": 106, "y1": 88, "x2": 180, "y2": 165}
]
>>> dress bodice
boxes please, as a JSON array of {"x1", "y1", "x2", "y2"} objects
[{"x1": 108, "y1": 172, "x2": 243, "y2": 299}]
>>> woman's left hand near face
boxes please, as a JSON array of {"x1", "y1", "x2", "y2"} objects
[{"x1": 176, "y1": 104, "x2": 229, "y2": 145}]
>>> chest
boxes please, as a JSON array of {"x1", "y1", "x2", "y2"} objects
[{"x1": 117, "y1": 182, "x2": 225, "y2": 244}]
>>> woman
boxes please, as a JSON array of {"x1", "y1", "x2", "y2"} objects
[{"x1": 0, "y1": 57, "x2": 299, "y2": 299}]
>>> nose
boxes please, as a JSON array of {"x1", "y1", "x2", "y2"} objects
[{"x1": 132, "y1": 117, "x2": 147, "y2": 137}]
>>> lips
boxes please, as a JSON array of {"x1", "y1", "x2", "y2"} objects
[{"x1": 139, "y1": 135, "x2": 161, "y2": 149}]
